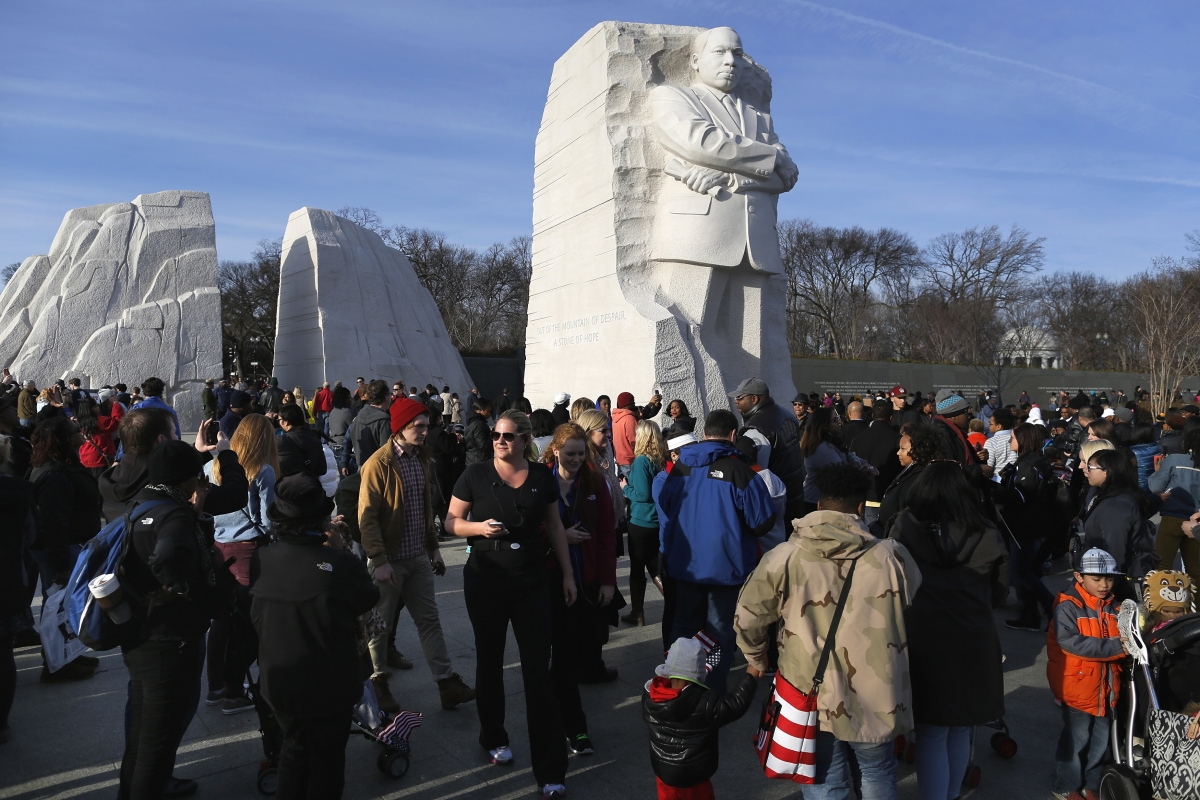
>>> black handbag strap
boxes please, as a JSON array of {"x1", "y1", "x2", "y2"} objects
[{"x1": 811, "y1": 559, "x2": 857, "y2": 692}]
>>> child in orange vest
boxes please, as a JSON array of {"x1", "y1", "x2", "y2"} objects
[{"x1": 1046, "y1": 548, "x2": 1127, "y2": 800}]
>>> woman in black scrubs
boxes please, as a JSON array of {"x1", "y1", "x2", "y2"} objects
[{"x1": 445, "y1": 410, "x2": 577, "y2": 800}]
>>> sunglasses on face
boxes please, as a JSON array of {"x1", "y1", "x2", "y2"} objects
[{"x1": 491, "y1": 431, "x2": 520, "y2": 443}]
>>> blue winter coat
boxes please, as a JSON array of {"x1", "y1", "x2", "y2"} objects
[{"x1": 653, "y1": 440, "x2": 778, "y2": 586}]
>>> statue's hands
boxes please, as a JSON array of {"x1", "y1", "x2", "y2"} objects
[
  {"x1": 682, "y1": 165, "x2": 728, "y2": 195},
  {"x1": 775, "y1": 152, "x2": 799, "y2": 191}
]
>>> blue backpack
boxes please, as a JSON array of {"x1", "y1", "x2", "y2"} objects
[{"x1": 65, "y1": 500, "x2": 172, "y2": 651}]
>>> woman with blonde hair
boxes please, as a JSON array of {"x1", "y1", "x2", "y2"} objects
[
  {"x1": 204, "y1": 413, "x2": 279, "y2": 714},
  {"x1": 541, "y1": 422, "x2": 617, "y2": 753},
  {"x1": 292, "y1": 386, "x2": 314, "y2": 426},
  {"x1": 445, "y1": 409, "x2": 576, "y2": 794},
  {"x1": 575, "y1": 409, "x2": 623, "y2": 522},
  {"x1": 621, "y1": 420, "x2": 666, "y2": 627},
  {"x1": 569, "y1": 397, "x2": 595, "y2": 422}
]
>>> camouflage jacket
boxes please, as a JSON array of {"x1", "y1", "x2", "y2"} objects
[{"x1": 735, "y1": 510, "x2": 921, "y2": 743}]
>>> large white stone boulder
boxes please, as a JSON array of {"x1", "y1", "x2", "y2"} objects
[
  {"x1": 272, "y1": 208, "x2": 475, "y2": 398},
  {"x1": 524, "y1": 22, "x2": 798, "y2": 415},
  {"x1": 0, "y1": 191, "x2": 223, "y2": 429}
]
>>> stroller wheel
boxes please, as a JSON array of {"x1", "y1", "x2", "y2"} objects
[
  {"x1": 377, "y1": 748, "x2": 410, "y2": 779},
  {"x1": 964, "y1": 765, "x2": 981, "y2": 789},
  {"x1": 990, "y1": 732, "x2": 1018, "y2": 758},
  {"x1": 256, "y1": 766, "x2": 278, "y2": 795},
  {"x1": 1098, "y1": 765, "x2": 1141, "y2": 800}
]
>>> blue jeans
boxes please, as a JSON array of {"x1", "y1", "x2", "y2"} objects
[
  {"x1": 670, "y1": 581, "x2": 739, "y2": 693},
  {"x1": 914, "y1": 724, "x2": 970, "y2": 800},
  {"x1": 617, "y1": 463, "x2": 632, "y2": 479},
  {"x1": 1054, "y1": 704, "x2": 1111, "y2": 793},
  {"x1": 313, "y1": 411, "x2": 328, "y2": 435},
  {"x1": 798, "y1": 732, "x2": 897, "y2": 800}
]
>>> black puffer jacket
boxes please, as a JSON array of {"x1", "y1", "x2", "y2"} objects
[
  {"x1": 463, "y1": 412, "x2": 493, "y2": 466},
  {"x1": 30, "y1": 459, "x2": 103, "y2": 573},
  {"x1": 251, "y1": 535, "x2": 379, "y2": 719},
  {"x1": 739, "y1": 396, "x2": 805, "y2": 519},
  {"x1": 642, "y1": 671, "x2": 758, "y2": 788}
]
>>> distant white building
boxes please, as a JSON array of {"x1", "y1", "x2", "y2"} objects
[{"x1": 999, "y1": 328, "x2": 1061, "y2": 369}]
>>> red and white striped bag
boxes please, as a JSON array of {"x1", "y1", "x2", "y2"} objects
[{"x1": 754, "y1": 560, "x2": 857, "y2": 784}]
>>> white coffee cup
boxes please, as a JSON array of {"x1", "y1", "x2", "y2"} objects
[{"x1": 89, "y1": 573, "x2": 131, "y2": 624}]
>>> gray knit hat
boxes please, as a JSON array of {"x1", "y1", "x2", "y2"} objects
[{"x1": 934, "y1": 389, "x2": 970, "y2": 417}]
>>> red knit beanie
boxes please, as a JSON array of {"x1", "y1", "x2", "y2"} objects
[
  {"x1": 389, "y1": 397, "x2": 429, "y2": 434},
  {"x1": 617, "y1": 391, "x2": 635, "y2": 409}
]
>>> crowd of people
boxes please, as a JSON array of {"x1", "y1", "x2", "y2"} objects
[{"x1": 1, "y1": 367, "x2": 1198, "y2": 800}]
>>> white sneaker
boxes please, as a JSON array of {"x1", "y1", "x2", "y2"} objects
[
  {"x1": 489, "y1": 746, "x2": 513, "y2": 765},
  {"x1": 541, "y1": 784, "x2": 567, "y2": 799}
]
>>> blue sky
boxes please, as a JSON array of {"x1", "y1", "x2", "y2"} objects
[{"x1": 2, "y1": 1, "x2": 1197, "y2": 278}]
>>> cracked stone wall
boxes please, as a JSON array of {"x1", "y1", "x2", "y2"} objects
[
  {"x1": 0, "y1": 190, "x2": 222, "y2": 429},
  {"x1": 271, "y1": 207, "x2": 475, "y2": 396}
]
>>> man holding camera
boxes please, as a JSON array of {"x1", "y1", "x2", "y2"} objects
[{"x1": 358, "y1": 396, "x2": 475, "y2": 713}]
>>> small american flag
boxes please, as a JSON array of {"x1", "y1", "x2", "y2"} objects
[
  {"x1": 693, "y1": 630, "x2": 723, "y2": 675},
  {"x1": 377, "y1": 710, "x2": 423, "y2": 750}
]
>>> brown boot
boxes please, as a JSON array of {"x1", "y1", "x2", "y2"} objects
[
  {"x1": 371, "y1": 674, "x2": 400, "y2": 713},
  {"x1": 387, "y1": 647, "x2": 413, "y2": 670},
  {"x1": 437, "y1": 673, "x2": 476, "y2": 710}
]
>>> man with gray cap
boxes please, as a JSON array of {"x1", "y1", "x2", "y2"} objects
[
  {"x1": 730, "y1": 377, "x2": 805, "y2": 521},
  {"x1": 932, "y1": 389, "x2": 993, "y2": 487}
]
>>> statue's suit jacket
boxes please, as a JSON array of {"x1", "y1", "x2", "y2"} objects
[{"x1": 650, "y1": 82, "x2": 790, "y2": 273}]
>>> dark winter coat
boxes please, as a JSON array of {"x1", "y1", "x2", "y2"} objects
[
  {"x1": 277, "y1": 426, "x2": 328, "y2": 478},
  {"x1": 889, "y1": 511, "x2": 1008, "y2": 726},
  {"x1": 995, "y1": 453, "x2": 1060, "y2": 545},
  {"x1": 347, "y1": 405, "x2": 391, "y2": 470},
  {"x1": 30, "y1": 459, "x2": 103, "y2": 572},
  {"x1": 259, "y1": 385, "x2": 286, "y2": 415},
  {"x1": 0, "y1": 474, "x2": 37, "y2": 623},
  {"x1": 463, "y1": 412, "x2": 493, "y2": 466},
  {"x1": 551, "y1": 402, "x2": 570, "y2": 426},
  {"x1": 642, "y1": 671, "x2": 759, "y2": 788},
  {"x1": 878, "y1": 463, "x2": 926, "y2": 535},
  {"x1": 850, "y1": 421, "x2": 901, "y2": 503},
  {"x1": 1080, "y1": 489, "x2": 1156, "y2": 576},
  {"x1": 738, "y1": 396, "x2": 805, "y2": 520},
  {"x1": 122, "y1": 487, "x2": 220, "y2": 644},
  {"x1": 840, "y1": 418, "x2": 870, "y2": 450},
  {"x1": 250, "y1": 535, "x2": 379, "y2": 719}
]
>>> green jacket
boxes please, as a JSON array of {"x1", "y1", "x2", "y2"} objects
[
  {"x1": 622, "y1": 454, "x2": 661, "y2": 528},
  {"x1": 735, "y1": 510, "x2": 921, "y2": 743}
]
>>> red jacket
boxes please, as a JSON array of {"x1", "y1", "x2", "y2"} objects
[
  {"x1": 312, "y1": 387, "x2": 333, "y2": 413},
  {"x1": 612, "y1": 407, "x2": 638, "y2": 466},
  {"x1": 79, "y1": 404, "x2": 123, "y2": 469},
  {"x1": 1046, "y1": 581, "x2": 1124, "y2": 716}
]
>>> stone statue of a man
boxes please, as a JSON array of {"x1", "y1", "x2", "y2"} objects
[{"x1": 649, "y1": 27, "x2": 798, "y2": 408}]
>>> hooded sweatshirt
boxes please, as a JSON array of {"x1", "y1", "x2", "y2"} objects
[
  {"x1": 611, "y1": 407, "x2": 638, "y2": 466},
  {"x1": 735, "y1": 510, "x2": 921, "y2": 743}
]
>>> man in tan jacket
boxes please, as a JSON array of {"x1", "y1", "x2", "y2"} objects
[
  {"x1": 359, "y1": 397, "x2": 474, "y2": 713},
  {"x1": 735, "y1": 462, "x2": 921, "y2": 799}
]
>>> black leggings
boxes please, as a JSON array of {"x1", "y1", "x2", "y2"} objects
[
  {"x1": 464, "y1": 560, "x2": 567, "y2": 787},
  {"x1": 626, "y1": 524, "x2": 660, "y2": 583}
]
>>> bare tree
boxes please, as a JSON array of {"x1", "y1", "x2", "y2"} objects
[
  {"x1": 1, "y1": 262, "x2": 19, "y2": 287},
  {"x1": 1125, "y1": 257, "x2": 1200, "y2": 416},
  {"x1": 781, "y1": 220, "x2": 919, "y2": 359},
  {"x1": 219, "y1": 239, "x2": 281, "y2": 379}
]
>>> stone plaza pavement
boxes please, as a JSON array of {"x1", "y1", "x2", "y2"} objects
[{"x1": 0, "y1": 540, "x2": 1073, "y2": 800}]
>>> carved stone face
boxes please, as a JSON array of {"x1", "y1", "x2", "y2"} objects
[{"x1": 691, "y1": 27, "x2": 743, "y2": 93}]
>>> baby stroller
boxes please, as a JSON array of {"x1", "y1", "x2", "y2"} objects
[
  {"x1": 1105, "y1": 602, "x2": 1200, "y2": 800},
  {"x1": 252, "y1": 678, "x2": 423, "y2": 793}
]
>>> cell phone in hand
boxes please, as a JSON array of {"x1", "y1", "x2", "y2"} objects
[{"x1": 204, "y1": 422, "x2": 218, "y2": 446}]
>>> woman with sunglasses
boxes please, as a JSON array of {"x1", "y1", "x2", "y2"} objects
[
  {"x1": 540, "y1": 422, "x2": 616, "y2": 756},
  {"x1": 445, "y1": 410, "x2": 576, "y2": 800},
  {"x1": 1080, "y1": 448, "x2": 1156, "y2": 596}
]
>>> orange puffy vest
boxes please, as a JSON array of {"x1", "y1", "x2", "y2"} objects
[{"x1": 1045, "y1": 583, "x2": 1123, "y2": 716}]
